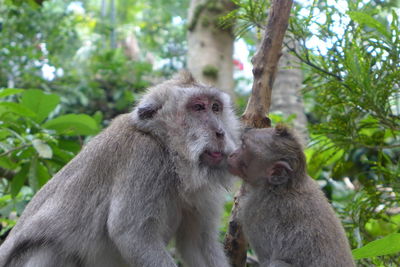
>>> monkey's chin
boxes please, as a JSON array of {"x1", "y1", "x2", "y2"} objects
[{"x1": 200, "y1": 151, "x2": 224, "y2": 167}]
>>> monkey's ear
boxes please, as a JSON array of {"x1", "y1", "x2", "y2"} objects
[
  {"x1": 266, "y1": 161, "x2": 293, "y2": 185},
  {"x1": 137, "y1": 103, "x2": 161, "y2": 120}
]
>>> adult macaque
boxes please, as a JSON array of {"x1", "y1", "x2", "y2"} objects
[
  {"x1": 0, "y1": 72, "x2": 240, "y2": 267},
  {"x1": 227, "y1": 126, "x2": 355, "y2": 267}
]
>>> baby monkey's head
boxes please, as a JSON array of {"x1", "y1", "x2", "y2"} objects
[{"x1": 227, "y1": 125, "x2": 306, "y2": 188}]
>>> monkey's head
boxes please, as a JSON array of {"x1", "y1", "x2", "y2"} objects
[
  {"x1": 132, "y1": 71, "x2": 240, "y2": 189},
  {"x1": 227, "y1": 125, "x2": 306, "y2": 188}
]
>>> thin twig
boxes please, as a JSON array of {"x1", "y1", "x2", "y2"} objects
[
  {"x1": 284, "y1": 42, "x2": 343, "y2": 82},
  {"x1": 0, "y1": 144, "x2": 30, "y2": 158}
]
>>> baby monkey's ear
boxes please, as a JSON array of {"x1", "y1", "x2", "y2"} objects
[{"x1": 266, "y1": 161, "x2": 293, "y2": 185}]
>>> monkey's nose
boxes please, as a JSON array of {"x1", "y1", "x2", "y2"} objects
[{"x1": 216, "y1": 129, "x2": 225, "y2": 138}]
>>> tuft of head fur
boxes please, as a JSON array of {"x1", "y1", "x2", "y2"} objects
[
  {"x1": 274, "y1": 124, "x2": 291, "y2": 137},
  {"x1": 171, "y1": 69, "x2": 197, "y2": 85},
  {"x1": 274, "y1": 124, "x2": 305, "y2": 150}
]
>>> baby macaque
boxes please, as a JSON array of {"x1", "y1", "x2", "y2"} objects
[{"x1": 227, "y1": 125, "x2": 355, "y2": 267}]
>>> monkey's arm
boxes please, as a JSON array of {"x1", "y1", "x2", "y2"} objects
[
  {"x1": 176, "y1": 196, "x2": 230, "y2": 267},
  {"x1": 106, "y1": 134, "x2": 178, "y2": 267},
  {"x1": 107, "y1": 185, "x2": 177, "y2": 267}
]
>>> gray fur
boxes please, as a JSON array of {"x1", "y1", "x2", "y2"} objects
[
  {"x1": 242, "y1": 179, "x2": 355, "y2": 267},
  {"x1": 233, "y1": 127, "x2": 355, "y2": 267},
  {"x1": 0, "y1": 72, "x2": 240, "y2": 267}
]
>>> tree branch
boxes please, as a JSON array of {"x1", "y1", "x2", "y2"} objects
[
  {"x1": 283, "y1": 41, "x2": 343, "y2": 82},
  {"x1": 224, "y1": 1, "x2": 294, "y2": 266},
  {"x1": 0, "y1": 144, "x2": 30, "y2": 158},
  {"x1": 241, "y1": 0, "x2": 293, "y2": 128}
]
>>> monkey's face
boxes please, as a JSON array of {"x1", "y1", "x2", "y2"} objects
[
  {"x1": 184, "y1": 94, "x2": 233, "y2": 168},
  {"x1": 227, "y1": 131, "x2": 258, "y2": 179},
  {"x1": 227, "y1": 129, "x2": 276, "y2": 185},
  {"x1": 133, "y1": 81, "x2": 239, "y2": 172},
  {"x1": 228, "y1": 128, "x2": 300, "y2": 187}
]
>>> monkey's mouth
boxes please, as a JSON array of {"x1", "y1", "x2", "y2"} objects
[{"x1": 200, "y1": 150, "x2": 224, "y2": 166}]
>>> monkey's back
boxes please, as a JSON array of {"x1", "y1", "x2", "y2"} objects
[
  {"x1": 242, "y1": 178, "x2": 355, "y2": 267},
  {"x1": 0, "y1": 114, "x2": 177, "y2": 266}
]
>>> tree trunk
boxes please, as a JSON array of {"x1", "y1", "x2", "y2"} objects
[
  {"x1": 271, "y1": 42, "x2": 308, "y2": 136},
  {"x1": 187, "y1": 0, "x2": 236, "y2": 97},
  {"x1": 224, "y1": 1, "x2": 294, "y2": 266},
  {"x1": 110, "y1": 0, "x2": 117, "y2": 49}
]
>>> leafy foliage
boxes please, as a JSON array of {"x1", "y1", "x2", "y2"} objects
[
  {"x1": 0, "y1": 0, "x2": 189, "y2": 240},
  {"x1": 222, "y1": 0, "x2": 400, "y2": 264},
  {"x1": 353, "y1": 233, "x2": 400, "y2": 260},
  {"x1": 0, "y1": 0, "x2": 80, "y2": 89},
  {"x1": 220, "y1": 0, "x2": 270, "y2": 37},
  {"x1": 0, "y1": 89, "x2": 100, "y2": 235},
  {"x1": 288, "y1": 0, "x2": 400, "y2": 264}
]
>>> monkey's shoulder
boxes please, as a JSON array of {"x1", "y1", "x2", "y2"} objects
[
  {"x1": 86, "y1": 114, "x2": 166, "y2": 157},
  {"x1": 244, "y1": 178, "x2": 337, "y2": 223}
]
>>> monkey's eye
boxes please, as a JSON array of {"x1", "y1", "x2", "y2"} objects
[
  {"x1": 212, "y1": 103, "x2": 220, "y2": 112},
  {"x1": 193, "y1": 103, "x2": 206, "y2": 111}
]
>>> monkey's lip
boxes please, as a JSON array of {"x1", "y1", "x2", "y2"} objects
[
  {"x1": 202, "y1": 150, "x2": 224, "y2": 165},
  {"x1": 207, "y1": 151, "x2": 223, "y2": 158}
]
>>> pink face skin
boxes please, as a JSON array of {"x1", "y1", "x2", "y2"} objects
[{"x1": 186, "y1": 95, "x2": 226, "y2": 167}]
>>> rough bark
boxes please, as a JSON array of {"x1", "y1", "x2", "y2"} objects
[
  {"x1": 241, "y1": 0, "x2": 293, "y2": 127},
  {"x1": 224, "y1": 1, "x2": 294, "y2": 266},
  {"x1": 223, "y1": 186, "x2": 248, "y2": 267},
  {"x1": 187, "y1": 0, "x2": 236, "y2": 97}
]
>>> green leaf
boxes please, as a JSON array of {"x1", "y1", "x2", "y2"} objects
[
  {"x1": 28, "y1": 155, "x2": 39, "y2": 192},
  {"x1": 0, "y1": 102, "x2": 37, "y2": 117},
  {"x1": 347, "y1": 11, "x2": 390, "y2": 39},
  {"x1": 0, "y1": 129, "x2": 11, "y2": 139},
  {"x1": 0, "y1": 89, "x2": 24, "y2": 98},
  {"x1": 305, "y1": 135, "x2": 344, "y2": 178},
  {"x1": 42, "y1": 114, "x2": 100, "y2": 136},
  {"x1": 352, "y1": 233, "x2": 400, "y2": 259},
  {"x1": 93, "y1": 111, "x2": 103, "y2": 125},
  {"x1": 32, "y1": 139, "x2": 53, "y2": 159},
  {"x1": 0, "y1": 157, "x2": 19, "y2": 170},
  {"x1": 11, "y1": 164, "x2": 29, "y2": 198},
  {"x1": 37, "y1": 161, "x2": 51, "y2": 188},
  {"x1": 21, "y1": 89, "x2": 60, "y2": 123},
  {"x1": 26, "y1": 0, "x2": 41, "y2": 8}
]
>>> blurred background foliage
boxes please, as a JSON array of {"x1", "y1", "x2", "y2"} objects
[{"x1": 0, "y1": 0, "x2": 399, "y2": 265}]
